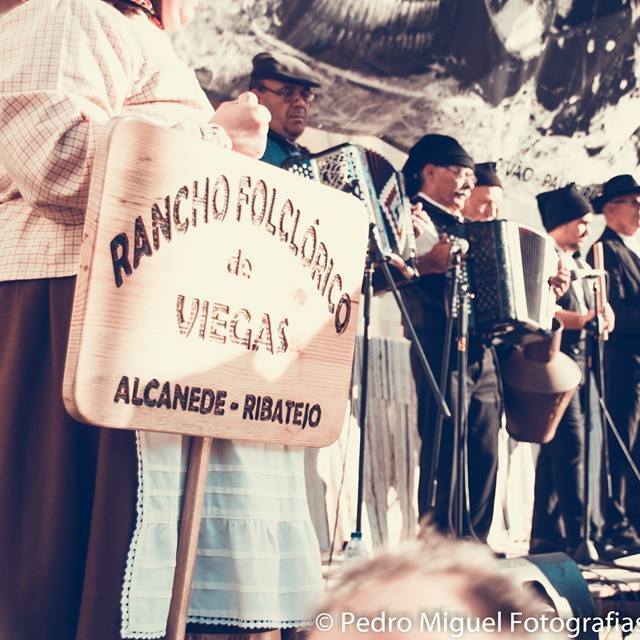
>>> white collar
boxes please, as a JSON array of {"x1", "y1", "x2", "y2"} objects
[
  {"x1": 618, "y1": 230, "x2": 640, "y2": 243},
  {"x1": 417, "y1": 192, "x2": 464, "y2": 221},
  {"x1": 617, "y1": 231, "x2": 640, "y2": 256}
]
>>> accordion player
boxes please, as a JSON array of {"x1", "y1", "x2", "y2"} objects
[{"x1": 283, "y1": 144, "x2": 558, "y2": 344}]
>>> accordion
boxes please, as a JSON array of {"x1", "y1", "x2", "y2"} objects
[
  {"x1": 465, "y1": 219, "x2": 558, "y2": 342},
  {"x1": 282, "y1": 143, "x2": 416, "y2": 266}
]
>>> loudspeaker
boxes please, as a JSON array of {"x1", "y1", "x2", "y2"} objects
[{"x1": 501, "y1": 552, "x2": 597, "y2": 639}]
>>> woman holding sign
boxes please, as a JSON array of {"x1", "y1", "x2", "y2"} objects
[{"x1": 0, "y1": 1, "x2": 322, "y2": 639}]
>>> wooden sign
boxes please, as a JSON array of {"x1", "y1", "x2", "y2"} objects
[{"x1": 63, "y1": 118, "x2": 369, "y2": 447}]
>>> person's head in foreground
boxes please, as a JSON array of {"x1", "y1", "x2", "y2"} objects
[{"x1": 309, "y1": 530, "x2": 563, "y2": 639}]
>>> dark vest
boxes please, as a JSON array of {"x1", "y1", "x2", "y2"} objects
[
  {"x1": 260, "y1": 129, "x2": 310, "y2": 168},
  {"x1": 402, "y1": 196, "x2": 485, "y2": 363}
]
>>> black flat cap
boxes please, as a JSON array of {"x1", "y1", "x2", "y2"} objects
[
  {"x1": 591, "y1": 174, "x2": 640, "y2": 212},
  {"x1": 401, "y1": 134, "x2": 474, "y2": 197},
  {"x1": 474, "y1": 162, "x2": 502, "y2": 188},
  {"x1": 250, "y1": 52, "x2": 321, "y2": 88},
  {"x1": 536, "y1": 183, "x2": 593, "y2": 232}
]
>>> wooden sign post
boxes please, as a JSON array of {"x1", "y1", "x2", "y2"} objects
[{"x1": 63, "y1": 118, "x2": 369, "y2": 640}]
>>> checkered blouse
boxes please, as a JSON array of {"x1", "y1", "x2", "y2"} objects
[{"x1": 0, "y1": 0, "x2": 229, "y2": 281}]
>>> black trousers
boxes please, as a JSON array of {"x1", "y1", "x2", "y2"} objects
[
  {"x1": 411, "y1": 336, "x2": 501, "y2": 541},
  {"x1": 604, "y1": 343, "x2": 640, "y2": 531},
  {"x1": 531, "y1": 382, "x2": 585, "y2": 549}
]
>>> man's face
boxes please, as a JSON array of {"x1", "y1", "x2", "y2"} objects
[
  {"x1": 552, "y1": 213, "x2": 593, "y2": 252},
  {"x1": 421, "y1": 164, "x2": 476, "y2": 213},
  {"x1": 604, "y1": 194, "x2": 640, "y2": 236},
  {"x1": 253, "y1": 79, "x2": 315, "y2": 141},
  {"x1": 462, "y1": 186, "x2": 503, "y2": 221}
]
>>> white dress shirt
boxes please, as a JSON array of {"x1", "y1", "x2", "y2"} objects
[
  {"x1": 555, "y1": 243, "x2": 588, "y2": 314},
  {"x1": 413, "y1": 191, "x2": 463, "y2": 256},
  {"x1": 619, "y1": 231, "x2": 640, "y2": 259}
]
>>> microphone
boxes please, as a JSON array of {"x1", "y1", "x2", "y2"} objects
[{"x1": 450, "y1": 237, "x2": 470, "y2": 255}]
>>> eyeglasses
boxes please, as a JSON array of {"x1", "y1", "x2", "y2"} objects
[
  {"x1": 442, "y1": 165, "x2": 477, "y2": 185},
  {"x1": 257, "y1": 85, "x2": 317, "y2": 103},
  {"x1": 610, "y1": 196, "x2": 640, "y2": 207}
]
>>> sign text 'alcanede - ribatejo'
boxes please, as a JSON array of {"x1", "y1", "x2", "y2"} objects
[{"x1": 63, "y1": 118, "x2": 368, "y2": 447}]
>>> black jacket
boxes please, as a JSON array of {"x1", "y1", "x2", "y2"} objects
[
  {"x1": 588, "y1": 226, "x2": 640, "y2": 349},
  {"x1": 401, "y1": 197, "x2": 486, "y2": 363}
]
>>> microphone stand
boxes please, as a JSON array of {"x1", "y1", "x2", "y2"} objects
[
  {"x1": 420, "y1": 243, "x2": 475, "y2": 539},
  {"x1": 349, "y1": 223, "x2": 450, "y2": 548},
  {"x1": 574, "y1": 276, "x2": 640, "y2": 563},
  {"x1": 446, "y1": 251, "x2": 474, "y2": 538},
  {"x1": 573, "y1": 312, "x2": 600, "y2": 564}
]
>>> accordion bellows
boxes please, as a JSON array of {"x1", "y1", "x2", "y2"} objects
[
  {"x1": 465, "y1": 219, "x2": 558, "y2": 341},
  {"x1": 283, "y1": 143, "x2": 416, "y2": 266}
]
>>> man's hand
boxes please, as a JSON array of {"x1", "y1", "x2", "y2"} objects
[
  {"x1": 387, "y1": 253, "x2": 416, "y2": 280},
  {"x1": 549, "y1": 259, "x2": 571, "y2": 300},
  {"x1": 411, "y1": 202, "x2": 433, "y2": 238},
  {"x1": 603, "y1": 302, "x2": 615, "y2": 333},
  {"x1": 211, "y1": 92, "x2": 271, "y2": 159},
  {"x1": 416, "y1": 236, "x2": 453, "y2": 275},
  {"x1": 411, "y1": 204, "x2": 440, "y2": 257}
]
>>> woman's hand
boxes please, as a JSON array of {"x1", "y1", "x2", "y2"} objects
[{"x1": 211, "y1": 92, "x2": 271, "y2": 159}]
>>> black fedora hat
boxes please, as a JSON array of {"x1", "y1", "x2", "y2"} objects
[
  {"x1": 250, "y1": 52, "x2": 321, "y2": 88},
  {"x1": 592, "y1": 174, "x2": 640, "y2": 212}
]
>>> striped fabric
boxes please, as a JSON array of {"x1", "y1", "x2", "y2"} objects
[{"x1": 122, "y1": 434, "x2": 323, "y2": 638}]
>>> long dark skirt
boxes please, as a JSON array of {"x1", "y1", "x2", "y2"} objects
[{"x1": 0, "y1": 278, "x2": 137, "y2": 640}]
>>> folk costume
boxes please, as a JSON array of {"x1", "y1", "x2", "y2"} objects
[
  {"x1": 530, "y1": 184, "x2": 597, "y2": 555},
  {"x1": 401, "y1": 135, "x2": 502, "y2": 541},
  {"x1": 590, "y1": 175, "x2": 640, "y2": 549},
  {"x1": 0, "y1": 2, "x2": 321, "y2": 639}
]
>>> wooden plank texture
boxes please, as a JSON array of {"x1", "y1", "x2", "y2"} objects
[{"x1": 63, "y1": 118, "x2": 369, "y2": 448}]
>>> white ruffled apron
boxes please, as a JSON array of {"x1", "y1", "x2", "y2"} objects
[{"x1": 120, "y1": 432, "x2": 323, "y2": 639}]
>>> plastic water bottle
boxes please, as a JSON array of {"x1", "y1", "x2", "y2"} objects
[{"x1": 343, "y1": 531, "x2": 368, "y2": 561}]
